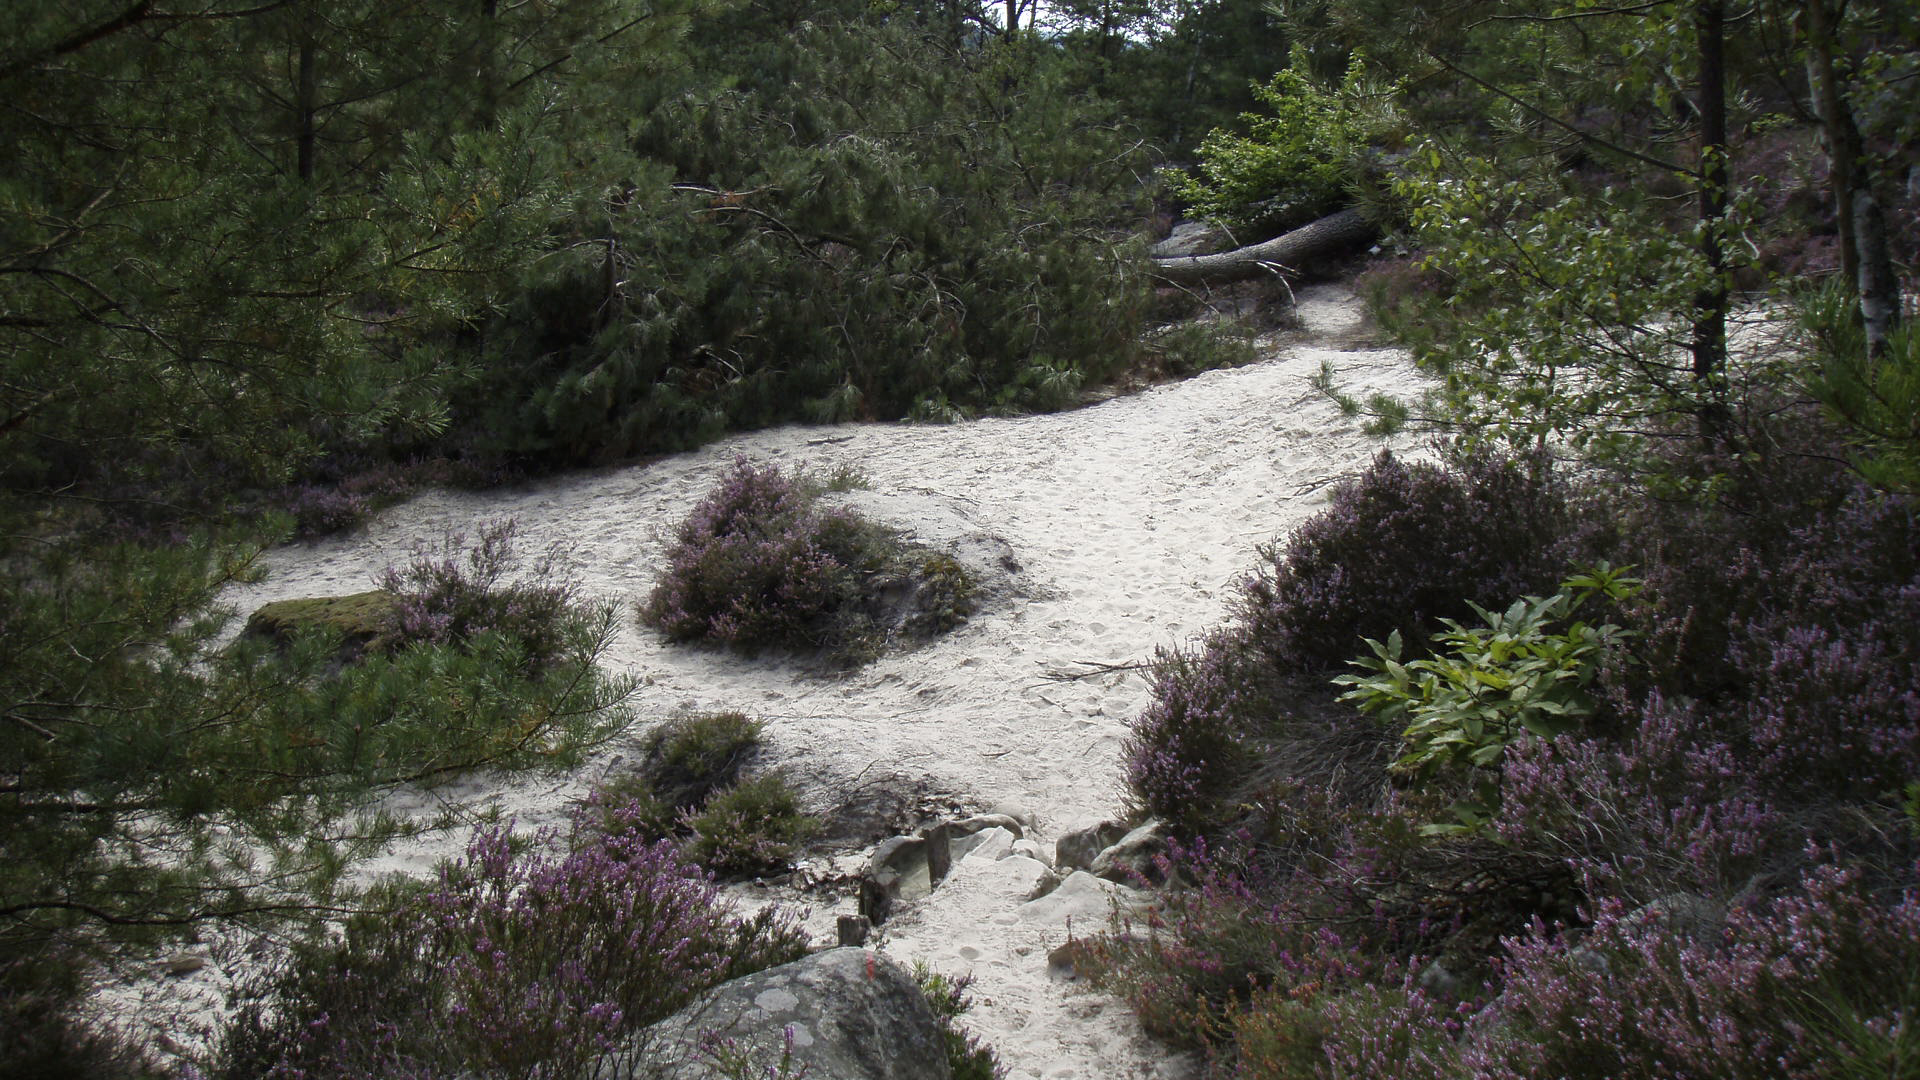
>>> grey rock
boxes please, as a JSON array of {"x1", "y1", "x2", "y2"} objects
[
  {"x1": 1417, "y1": 959, "x2": 1466, "y2": 999},
  {"x1": 1627, "y1": 893, "x2": 1725, "y2": 942},
  {"x1": 951, "y1": 812, "x2": 1023, "y2": 839},
  {"x1": 859, "y1": 868, "x2": 900, "y2": 925},
  {"x1": 837, "y1": 914, "x2": 871, "y2": 947},
  {"x1": 921, "y1": 822, "x2": 953, "y2": 884},
  {"x1": 1151, "y1": 221, "x2": 1234, "y2": 258},
  {"x1": 628, "y1": 948, "x2": 950, "y2": 1080},
  {"x1": 1054, "y1": 820, "x2": 1129, "y2": 873},
  {"x1": 860, "y1": 835, "x2": 935, "y2": 924},
  {"x1": 871, "y1": 834, "x2": 926, "y2": 874},
  {"x1": 951, "y1": 825, "x2": 1015, "y2": 864},
  {"x1": 1089, "y1": 820, "x2": 1170, "y2": 885},
  {"x1": 162, "y1": 954, "x2": 207, "y2": 976}
]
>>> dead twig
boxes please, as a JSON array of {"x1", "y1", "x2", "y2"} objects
[{"x1": 1041, "y1": 659, "x2": 1154, "y2": 682}]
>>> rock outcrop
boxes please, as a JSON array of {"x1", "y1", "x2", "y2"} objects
[{"x1": 626, "y1": 948, "x2": 950, "y2": 1080}]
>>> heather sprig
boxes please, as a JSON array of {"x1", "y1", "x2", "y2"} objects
[{"x1": 1464, "y1": 864, "x2": 1920, "y2": 1080}]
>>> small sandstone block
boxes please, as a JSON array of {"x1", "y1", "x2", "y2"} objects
[
  {"x1": 951, "y1": 812, "x2": 1024, "y2": 839},
  {"x1": 837, "y1": 914, "x2": 872, "y2": 947},
  {"x1": 952, "y1": 826, "x2": 1015, "y2": 864},
  {"x1": 1054, "y1": 820, "x2": 1129, "y2": 873},
  {"x1": 162, "y1": 955, "x2": 207, "y2": 976},
  {"x1": 1089, "y1": 820, "x2": 1170, "y2": 884}
]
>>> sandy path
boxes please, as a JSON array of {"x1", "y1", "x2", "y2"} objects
[{"x1": 106, "y1": 285, "x2": 1425, "y2": 1076}]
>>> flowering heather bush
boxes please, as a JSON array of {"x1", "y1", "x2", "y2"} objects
[
  {"x1": 1710, "y1": 487, "x2": 1920, "y2": 803},
  {"x1": 217, "y1": 824, "x2": 807, "y2": 1080},
  {"x1": 1115, "y1": 418, "x2": 1920, "y2": 1077},
  {"x1": 581, "y1": 713, "x2": 814, "y2": 879},
  {"x1": 1125, "y1": 631, "x2": 1265, "y2": 832},
  {"x1": 1456, "y1": 864, "x2": 1920, "y2": 1080},
  {"x1": 1081, "y1": 828, "x2": 1459, "y2": 1063},
  {"x1": 1490, "y1": 697, "x2": 1790, "y2": 901},
  {"x1": 643, "y1": 458, "x2": 975, "y2": 664},
  {"x1": 282, "y1": 483, "x2": 374, "y2": 538},
  {"x1": 1617, "y1": 479, "x2": 1920, "y2": 805},
  {"x1": 1237, "y1": 449, "x2": 1580, "y2": 676},
  {"x1": 379, "y1": 519, "x2": 581, "y2": 673},
  {"x1": 913, "y1": 963, "x2": 1004, "y2": 1080}
]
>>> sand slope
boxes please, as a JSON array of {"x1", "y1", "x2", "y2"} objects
[{"x1": 103, "y1": 284, "x2": 1426, "y2": 1076}]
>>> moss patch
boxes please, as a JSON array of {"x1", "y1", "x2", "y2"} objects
[{"x1": 243, "y1": 591, "x2": 398, "y2": 660}]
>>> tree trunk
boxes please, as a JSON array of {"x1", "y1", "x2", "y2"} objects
[
  {"x1": 295, "y1": 15, "x2": 317, "y2": 183},
  {"x1": 1690, "y1": 0, "x2": 1729, "y2": 438},
  {"x1": 1856, "y1": 188, "x2": 1901, "y2": 356},
  {"x1": 1802, "y1": 0, "x2": 1860, "y2": 290},
  {"x1": 1800, "y1": 0, "x2": 1901, "y2": 355},
  {"x1": 1148, "y1": 207, "x2": 1376, "y2": 285}
]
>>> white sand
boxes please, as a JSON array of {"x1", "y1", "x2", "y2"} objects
[{"x1": 96, "y1": 284, "x2": 1427, "y2": 1077}]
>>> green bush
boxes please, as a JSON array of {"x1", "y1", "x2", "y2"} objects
[
  {"x1": 1335, "y1": 565, "x2": 1640, "y2": 835},
  {"x1": 682, "y1": 774, "x2": 820, "y2": 879},
  {"x1": 584, "y1": 712, "x2": 813, "y2": 879},
  {"x1": 448, "y1": 13, "x2": 1225, "y2": 469},
  {"x1": 0, "y1": 527, "x2": 633, "y2": 974},
  {"x1": 1166, "y1": 49, "x2": 1399, "y2": 237},
  {"x1": 1800, "y1": 280, "x2": 1920, "y2": 494},
  {"x1": 639, "y1": 711, "x2": 765, "y2": 813}
]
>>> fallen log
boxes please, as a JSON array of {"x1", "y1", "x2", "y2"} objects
[{"x1": 1149, "y1": 206, "x2": 1377, "y2": 286}]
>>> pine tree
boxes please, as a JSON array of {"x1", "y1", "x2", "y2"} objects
[{"x1": 0, "y1": 0, "x2": 688, "y2": 970}]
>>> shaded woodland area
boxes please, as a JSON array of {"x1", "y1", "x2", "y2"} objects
[{"x1": 3, "y1": 1, "x2": 1918, "y2": 1076}]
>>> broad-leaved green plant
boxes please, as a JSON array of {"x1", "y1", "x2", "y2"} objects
[{"x1": 1335, "y1": 564, "x2": 1640, "y2": 835}]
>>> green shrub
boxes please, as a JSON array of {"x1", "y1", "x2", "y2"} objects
[
  {"x1": 1335, "y1": 565, "x2": 1640, "y2": 836},
  {"x1": 1800, "y1": 279, "x2": 1920, "y2": 494},
  {"x1": 640, "y1": 711, "x2": 765, "y2": 813},
  {"x1": 447, "y1": 14, "x2": 1221, "y2": 470},
  {"x1": 682, "y1": 774, "x2": 820, "y2": 879},
  {"x1": 1, "y1": 528, "x2": 633, "y2": 973},
  {"x1": 1166, "y1": 49, "x2": 1399, "y2": 237}
]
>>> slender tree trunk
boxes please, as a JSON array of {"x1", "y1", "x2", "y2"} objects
[
  {"x1": 1800, "y1": 0, "x2": 1902, "y2": 356},
  {"x1": 1691, "y1": 0, "x2": 1729, "y2": 437},
  {"x1": 1802, "y1": 0, "x2": 1860, "y2": 291},
  {"x1": 1856, "y1": 189, "x2": 1901, "y2": 356},
  {"x1": 296, "y1": 13, "x2": 317, "y2": 183}
]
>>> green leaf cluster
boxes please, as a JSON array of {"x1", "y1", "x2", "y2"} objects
[
  {"x1": 1165, "y1": 48, "x2": 1399, "y2": 236},
  {"x1": 1386, "y1": 146, "x2": 1766, "y2": 461},
  {"x1": 1335, "y1": 564, "x2": 1640, "y2": 835}
]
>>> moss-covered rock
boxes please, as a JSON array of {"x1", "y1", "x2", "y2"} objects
[{"x1": 243, "y1": 591, "x2": 398, "y2": 662}]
